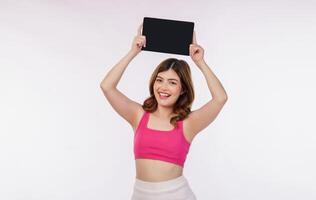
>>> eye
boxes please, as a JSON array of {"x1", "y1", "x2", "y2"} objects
[
  {"x1": 156, "y1": 79, "x2": 162, "y2": 82},
  {"x1": 171, "y1": 82, "x2": 177, "y2": 85}
]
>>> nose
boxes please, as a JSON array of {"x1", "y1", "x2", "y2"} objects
[{"x1": 160, "y1": 82, "x2": 170, "y2": 90}]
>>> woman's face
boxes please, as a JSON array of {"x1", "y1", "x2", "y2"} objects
[{"x1": 153, "y1": 69, "x2": 182, "y2": 107}]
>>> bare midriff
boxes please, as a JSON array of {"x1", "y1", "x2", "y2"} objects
[{"x1": 135, "y1": 159, "x2": 183, "y2": 182}]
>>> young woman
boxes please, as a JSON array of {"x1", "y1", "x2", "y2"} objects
[{"x1": 100, "y1": 24, "x2": 228, "y2": 200}]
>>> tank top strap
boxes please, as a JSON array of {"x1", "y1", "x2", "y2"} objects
[
  {"x1": 173, "y1": 119, "x2": 182, "y2": 132},
  {"x1": 177, "y1": 119, "x2": 183, "y2": 130},
  {"x1": 139, "y1": 111, "x2": 149, "y2": 128}
]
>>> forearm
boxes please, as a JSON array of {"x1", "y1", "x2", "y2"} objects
[
  {"x1": 100, "y1": 50, "x2": 137, "y2": 90},
  {"x1": 195, "y1": 60, "x2": 228, "y2": 101}
]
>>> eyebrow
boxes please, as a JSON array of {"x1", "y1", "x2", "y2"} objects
[{"x1": 156, "y1": 75, "x2": 179, "y2": 82}]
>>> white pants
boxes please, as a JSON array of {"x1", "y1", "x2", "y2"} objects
[{"x1": 131, "y1": 175, "x2": 197, "y2": 200}]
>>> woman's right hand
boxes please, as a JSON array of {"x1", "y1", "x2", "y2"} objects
[{"x1": 129, "y1": 23, "x2": 146, "y2": 56}]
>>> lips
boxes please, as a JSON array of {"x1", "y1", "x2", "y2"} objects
[{"x1": 158, "y1": 92, "x2": 171, "y2": 99}]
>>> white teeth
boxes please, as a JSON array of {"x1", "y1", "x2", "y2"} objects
[{"x1": 159, "y1": 92, "x2": 170, "y2": 97}]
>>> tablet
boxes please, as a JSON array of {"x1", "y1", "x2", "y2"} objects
[{"x1": 141, "y1": 17, "x2": 194, "y2": 55}]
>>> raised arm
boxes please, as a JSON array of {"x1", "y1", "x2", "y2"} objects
[
  {"x1": 184, "y1": 31, "x2": 228, "y2": 139},
  {"x1": 100, "y1": 24, "x2": 146, "y2": 130}
]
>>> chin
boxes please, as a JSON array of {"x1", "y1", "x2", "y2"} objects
[{"x1": 157, "y1": 100, "x2": 176, "y2": 107}]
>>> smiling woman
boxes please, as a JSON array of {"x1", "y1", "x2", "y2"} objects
[
  {"x1": 100, "y1": 23, "x2": 227, "y2": 200},
  {"x1": 143, "y1": 58, "x2": 195, "y2": 128}
]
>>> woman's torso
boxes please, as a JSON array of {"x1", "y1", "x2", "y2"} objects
[
  {"x1": 132, "y1": 110, "x2": 193, "y2": 182},
  {"x1": 135, "y1": 159, "x2": 184, "y2": 182}
]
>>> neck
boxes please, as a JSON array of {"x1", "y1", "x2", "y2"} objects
[{"x1": 154, "y1": 105, "x2": 174, "y2": 118}]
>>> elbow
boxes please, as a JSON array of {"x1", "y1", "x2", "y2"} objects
[
  {"x1": 215, "y1": 95, "x2": 228, "y2": 104},
  {"x1": 100, "y1": 82, "x2": 114, "y2": 92},
  {"x1": 221, "y1": 95, "x2": 228, "y2": 103},
  {"x1": 100, "y1": 82, "x2": 106, "y2": 90},
  {"x1": 222, "y1": 95, "x2": 228, "y2": 102},
  {"x1": 220, "y1": 91, "x2": 228, "y2": 103}
]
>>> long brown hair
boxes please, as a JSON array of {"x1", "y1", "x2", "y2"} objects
[{"x1": 142, "y1": 58, "x2": 195, "y2": 128}]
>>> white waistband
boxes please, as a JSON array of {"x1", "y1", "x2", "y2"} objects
[{"x1": 134, "y1": 175, "x2": 188, "y2": 192}]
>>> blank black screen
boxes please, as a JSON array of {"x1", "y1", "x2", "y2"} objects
[{"x1": 141, "y1": 17, "x2": 194, "y2": 55}]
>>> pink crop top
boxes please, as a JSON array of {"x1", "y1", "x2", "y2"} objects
[{"x1": 134, "y1": 111, "x2": 191, "y2": 167}]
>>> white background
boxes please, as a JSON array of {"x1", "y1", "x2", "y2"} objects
[{"x1": 1, "y1": 0, "x2": 315, "y2": 199}]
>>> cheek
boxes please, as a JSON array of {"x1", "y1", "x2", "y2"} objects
[
  {"x1": 175, "y1": 85, "x2": 182, "y2": 93},
  {"x1": 153, "y1": 84, "x2": 158, "y2": 92}
]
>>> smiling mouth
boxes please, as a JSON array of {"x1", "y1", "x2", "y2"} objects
[{"x1": 158, "y1": 92, "x2": 171, "y2": 99}]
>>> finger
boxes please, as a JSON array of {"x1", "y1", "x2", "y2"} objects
[
  {"x1": 138, "y1": 38, "x2": 146, "y2": 47},
  {"x1": 190, "y1": 45, "x2": 199, "y2": 54},
  {"x1": 142, "y1": 35, "x2": 146, "y2": 42},
  {"x1": 189, "y1": 45, "x2": 195, "y2": 56},
  {"x1": 137, "y1": 37, "x2": 145, "y2": 47},
  {"x1": 190, "y1": 44, "x2": 197, "y2": 51},
  {"x1": 189, "y1": 44, "x2": 195, "y2": 53},
  {"x1": 137, "y1": 41, "x2": 143, "y2": 48},
  {"x1": 136, "y1": 39, "x2": 142, "y2": 47},
  {"x1": 137, "y1": 23, "x2": 143, "y2": 36},
  {"x1": 140, "y1": 40, "x2": 145, "y2": 48},
  {"x1": 192, "y1": 31, "x2": 197, "y2": 44},
  {"x1": 143, "y1": 36, "x2": 146, "y2": 47}
]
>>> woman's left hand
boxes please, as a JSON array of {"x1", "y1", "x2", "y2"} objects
[{"x1": 189, "y1": 31, "x2": 204, "y2": 64}]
